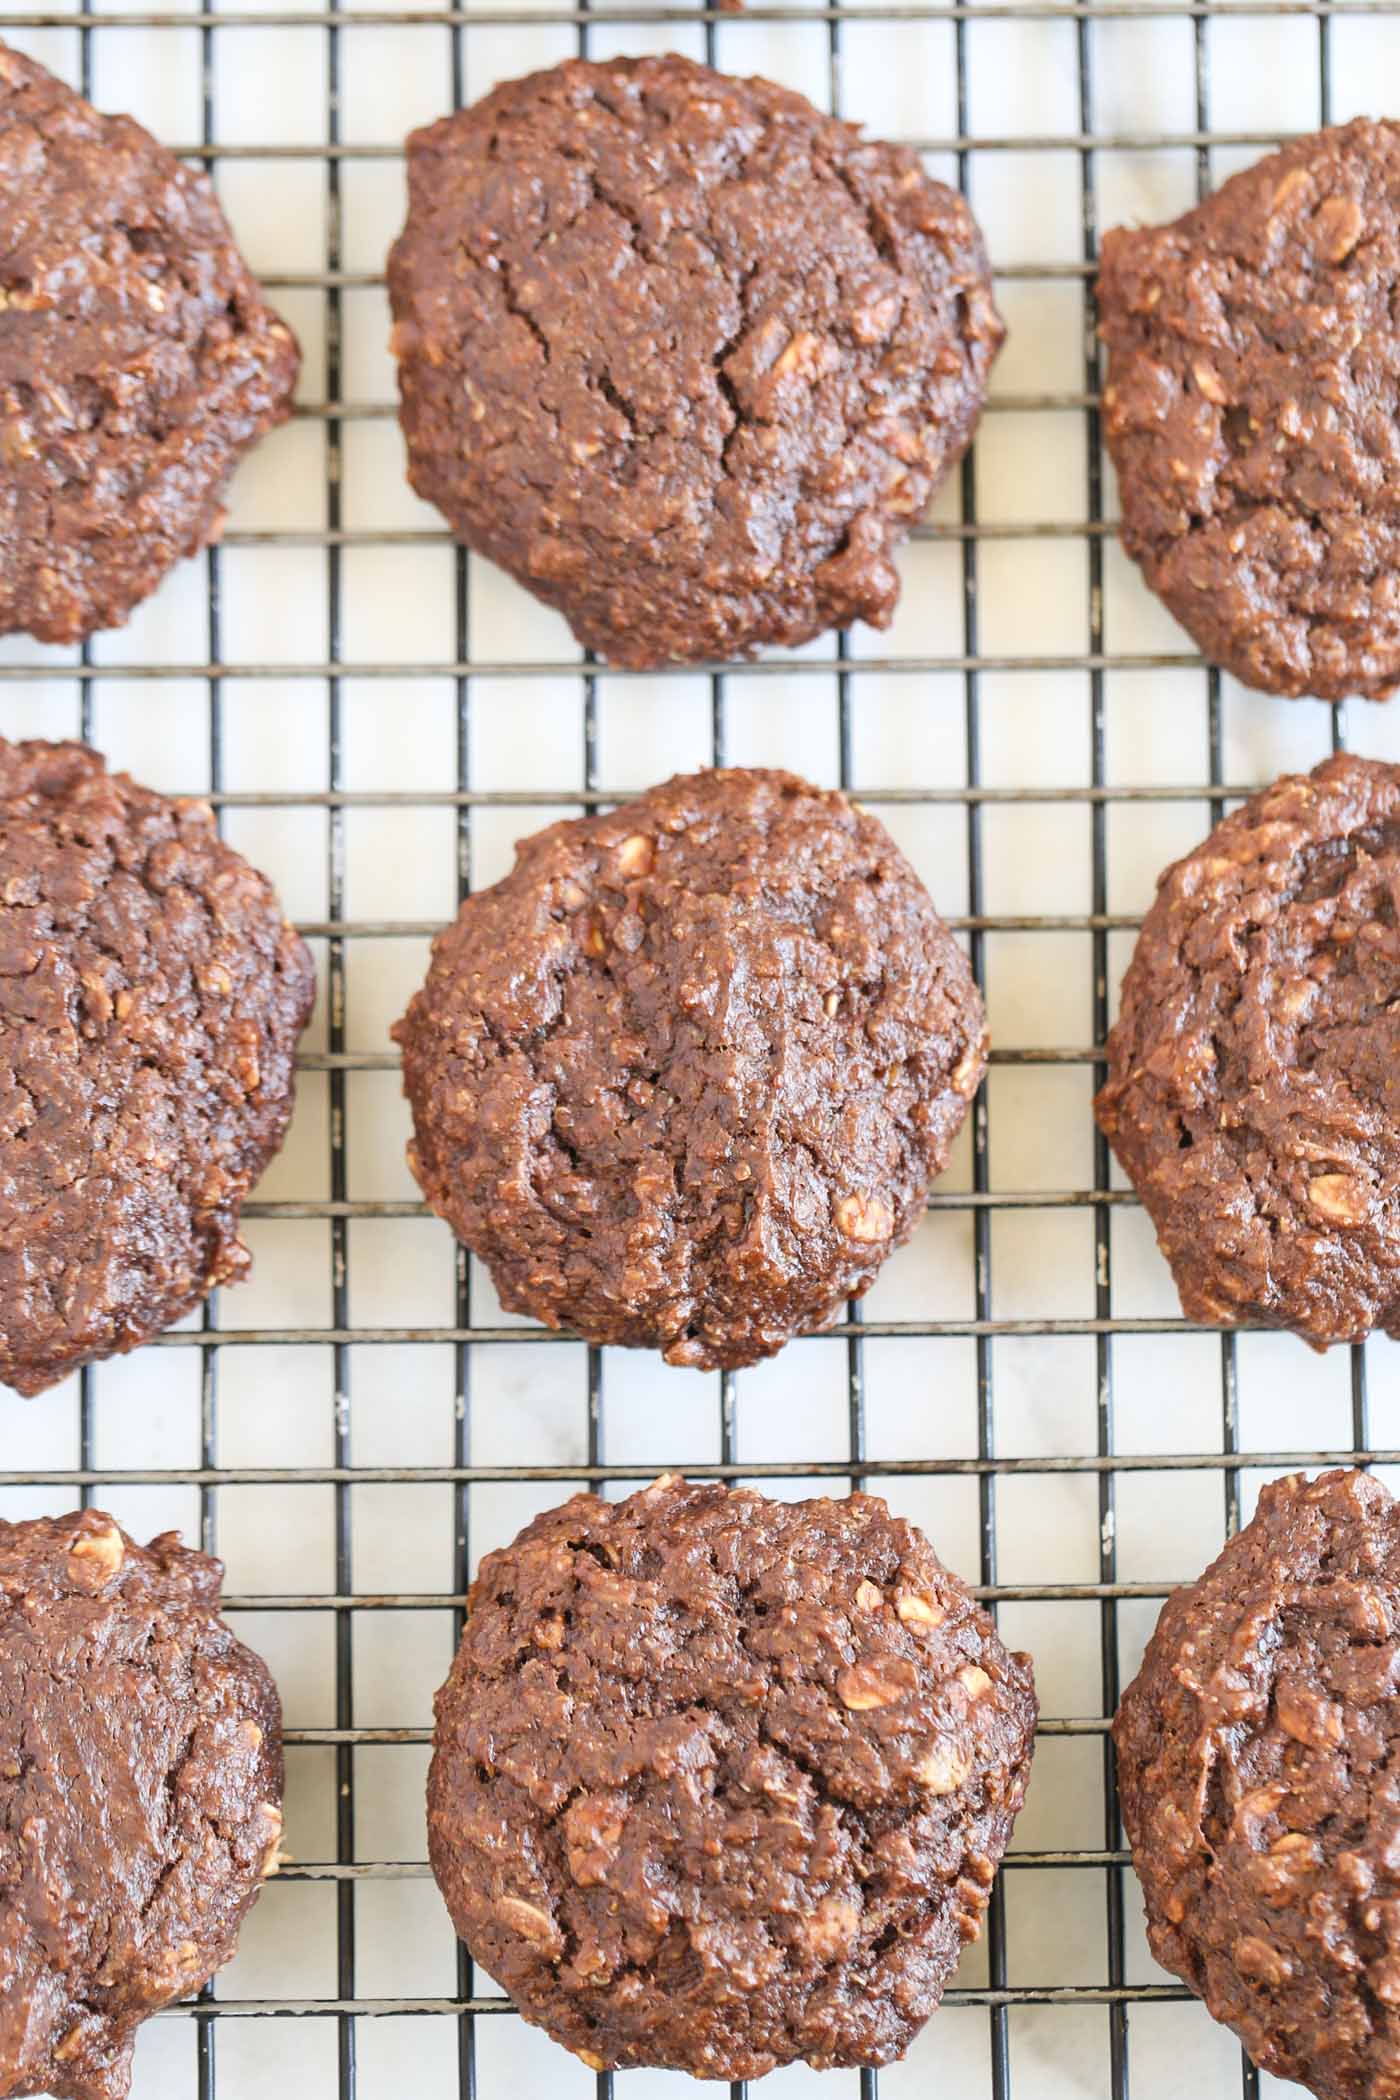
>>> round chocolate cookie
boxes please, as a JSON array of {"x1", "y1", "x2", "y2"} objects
[
  {"x1": 0, "y1": 1509, "x2": 283, "y2": 2100},
  {"x1": 386, "y1": 53, "x2": 1002, "y2": 668},
  {"x1": 1099, "y1": 120, "x2": 1400, "y2": 701},
  {"x1": 394, "y1": 766, "x2": 986, "y2": 1369},
  {"x1": 0, "y1": 739, "x2": 315, "y2": 1397},
  {"x1": 1115, "y1": 1469, "x2": 1400, "y2": 2099},
  {"x1": 1096, "y1": 752, "x2": 1400, "y2": 1347},
  {"x1": 428, "y1": 1476, "x2": 1036, "y2": 2078},
  {"x1": 0, "y1": 43, "x2": 299, "y2": 644}
]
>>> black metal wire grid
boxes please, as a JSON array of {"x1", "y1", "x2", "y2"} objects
[{"x1": 1, "y1": 2, "x2": 1397, "y2": 2096}]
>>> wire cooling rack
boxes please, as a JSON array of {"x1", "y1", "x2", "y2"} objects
[{"x1": 7, "y1": 3, "x2": 1400, "y2": 2097}]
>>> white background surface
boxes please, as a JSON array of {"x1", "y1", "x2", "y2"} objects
[{"x1": 1, "y1": 1, "x2": 1399, "y2": 2094}]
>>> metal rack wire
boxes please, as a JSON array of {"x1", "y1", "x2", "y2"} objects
[{"x1": 1, "y1": 2, "x2": 1394, "y2": 2096}]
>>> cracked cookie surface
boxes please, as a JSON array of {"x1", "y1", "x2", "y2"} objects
[
  {"x1": 428, "y1": 1476, "x2": 1036, "y2": 2078},
  {"x1": 0, "y1": 739, "x2": 315, "y2": 1397},
  {"x1": 393, "y1": 766, "x2": 986, "y2": 1370},
  {"x1": 0, "y1": 1510, "x2": 283, "y2": 2100},
  {"x1": 1096, "y1": 753, "x2": 1400, "y2": 1346},
  {"x1": 1116, "y1": 1469, "x2": 1400, "y2": 2099},
  {"x1": 0, "y1": 42, "x2": 299, "y2": 644},
  {"x1": 1100, "y1": 119, "x2": 1400, "y2": 701},
  {"x1": 386, "y1": 53, "x2": 1002, "y2": 667}
]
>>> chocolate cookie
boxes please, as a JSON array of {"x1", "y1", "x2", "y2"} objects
[
  {"x1": 0, "y1": 43, "x2": 299, "y2": 644},
  {"x1": 386, "y1": 54, "x2": 1002, "y2": 668},
  {"x1": 1115, "y1": 1469, "x2": 1400, "y2": 2099},
  {"x1": 394, "y1": 766, "x2": 986, "y2": 1369},
  {"x1": 1096, "y1": 753, "x2": 1400, "y2": 1347},
  {"x1": 428, "y1": 1476, "x2": 1036, "y2": 2078},
  {"x1": 1099, "y1": 120, "x2": 1400, "y2": 701},
  {"x1": 0, "y1": 1509, "x2": 283, "y2": 2100},
  {"x1": 0, "y1": 739, "x2": 315, "y2": 1397}
]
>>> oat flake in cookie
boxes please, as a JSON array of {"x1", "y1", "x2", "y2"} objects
[
  {"x1": 1100, "y1": 119, "x2": 1400, "y2": 701},
  {"x1": 0, "y1": 43, "x2": 299, "y2": 644},
  {"x1": 1115, "y1": 1469, "x2": 1400, "y2": 2099},
  {"x1": 386, "y1": 53, "x2": 1002, "y2": 668},
  {"x1": 1096, "y1": 753, "x2": 1400, "y2": 1347},
  {"x1": 394, "y1": 766, "x2": 986, "y2": 1370},
  {"x1": 428, "y1": 1477, "x2": 1036, "y2": 2078},
  {"x1": 0, "y1": 740, "x2": 315, "y2": 1396},
  {"x1": 0, "y1": 1510, "x2": 283, "y2": 2100}
]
